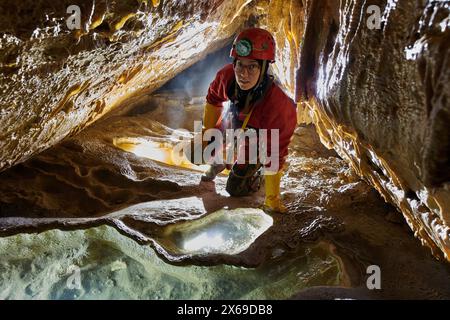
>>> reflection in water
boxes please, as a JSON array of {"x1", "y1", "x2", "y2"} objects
[
  {"x1": 156, "y1": 208, "x2": 273, "y2": 256},
  {"x1": 114, "y1": 137, "x2": 209, "y2": 173},
  {"x1": 113, "y1": 136, "x2": 231, "y2": 175},
  {"x1": 183, "y1": 229, "x2": 226, "y2": 252},
  {"x1": 0, "y1": 225, "x2": 344, "y2": 299}
]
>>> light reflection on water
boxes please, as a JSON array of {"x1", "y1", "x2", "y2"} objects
[{"x1": 0, "y1": 225, "x2": 344, "y2": 300}]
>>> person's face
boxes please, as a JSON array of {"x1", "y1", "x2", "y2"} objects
[{"x1": 234, "y1": 58, "x2": 261, "y2": 90}]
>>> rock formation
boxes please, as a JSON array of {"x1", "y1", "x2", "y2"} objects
[
  {"x1": 296, "y1": 0, "x2": 450, "y2": 261},
  {"x1": 0, "y1": 0, "x2": 449, "y2": 261}
]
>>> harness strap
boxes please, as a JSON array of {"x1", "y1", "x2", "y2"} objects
[{"x1": 240, "y1": 60, "x2": 267, "y2": 130}]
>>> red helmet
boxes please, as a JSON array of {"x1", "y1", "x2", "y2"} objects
[{"x1": 230, "y1": 28, "x2": 276, "y2": 63}]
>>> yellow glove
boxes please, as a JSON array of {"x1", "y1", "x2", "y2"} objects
[
  {"x1": 263, "y1": 170, "x2": 287, "y2": 213},
  {"x1": 185, "y1": 103, "x2": 222, "y2": 165},
  {"x1": 203, "y1": 102, "x2": 222, "y2": 131},
  {"x1": 202, "y1": 102, "x2": 222, "y2": 148}
]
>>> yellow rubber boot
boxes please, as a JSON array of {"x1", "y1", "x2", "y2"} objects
[{"x1": 263, "y1": 170, "x2": 287, "y2": 213}]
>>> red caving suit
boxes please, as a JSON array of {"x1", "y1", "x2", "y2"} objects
[{"x1": 206, "y1": 63, "x2": 297, "y2": 171}]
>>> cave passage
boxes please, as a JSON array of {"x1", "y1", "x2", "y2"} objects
[
  {"x1": 1, "y1": 46, "x2": 449, "y2": 300},
  {"x1": 0, "y1": 47, "x2": 349, "y2": 299},
  {"x1": 1, "y1": 0, "x2": 450, "y2": 300}
]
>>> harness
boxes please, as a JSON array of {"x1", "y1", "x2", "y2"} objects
[{"x1": 224, "y1": 61, "x2": 273, "y2": 197}]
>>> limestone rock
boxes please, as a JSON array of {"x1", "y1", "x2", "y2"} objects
[{"x1": 296, "y1": 0, "x2": 450, "y2": 260}]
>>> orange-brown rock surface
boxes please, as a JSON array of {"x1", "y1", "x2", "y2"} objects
[
  {"x1": 0, "y1": 0, "x2": 255, "y2": 169},
  {"x1": 295, "y1": 0, "x2": 449, "y2": 261},
  {"x1": 0, "y1": 0, "x2": 449, "y2": 262}
]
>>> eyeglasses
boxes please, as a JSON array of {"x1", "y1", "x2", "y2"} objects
[{"x1": 234, "y1": 61, "x2": 260, "y2": 75}]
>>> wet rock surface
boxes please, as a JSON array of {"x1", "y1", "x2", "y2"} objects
[
  {"x1": 2, "y1": 0, "x2": 448, "y2": 260},
  {"x1": 0, "y1": 0, "x2": 255, "y2": 171},
  {"x1": 296, "y1": 0, "x2": 450, "y2": 260},
  {"x1": 0, "y1": 225, "x2": 344, "y2": 299},
  {"x1": 0, "y1": 0, "x2": 449, "y2": 299},
  {"x1": 0, "y1": 96, "x2": 449, "y2": 298}
]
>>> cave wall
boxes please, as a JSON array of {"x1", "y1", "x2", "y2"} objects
[
  {"x1": 296, "y1": 0, "x2": 450, "y2": 260},
  {"x1": 0, "y1": 0, "x2": 258, "y2": 170},
  {"x1": 0, "y1": 0, "x2": 312, "y2": 174},
  {"x1": 0, "y1": 0, "x2": 449, "y2": 260}
]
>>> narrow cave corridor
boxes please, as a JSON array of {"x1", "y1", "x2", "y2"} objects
[{"x1": 0, "y1": 0, "x2": 449, "y2": 300}]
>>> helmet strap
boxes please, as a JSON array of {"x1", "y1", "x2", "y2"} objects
[
  {"x1": 256, "y1": 60, "x2": 267, "y2": 87},
  {"x1": 233, "y1": 60, "x2": 268, "y2": 115}
]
